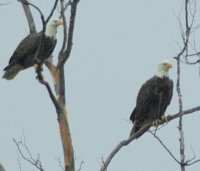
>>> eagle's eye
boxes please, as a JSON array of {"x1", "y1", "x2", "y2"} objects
[{"x1": 163, "y1": 63, "x2": 168, "y2": 66}]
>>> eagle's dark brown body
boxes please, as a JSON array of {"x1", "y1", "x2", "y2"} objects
[
  {"x1": 130, "y1": 76, "x2": 173, "y2": 137},
  {"x1": 3, "y1": 32, "x2": 57, "y2": 80},
  {"x1": 3, "y1": 19, "x2": 63, "y2": 80}
]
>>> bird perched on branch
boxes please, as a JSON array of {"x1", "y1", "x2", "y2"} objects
[
  {"x1": 130, "y1": 59, "x2": 173, "y2": 138},
  {"x1": 3, "y1": 19, "x2": 63, "y2": 80}
]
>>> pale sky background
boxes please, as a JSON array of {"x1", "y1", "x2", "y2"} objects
[{"x1": 1, "y1": 0, "x2": 200, "y2": 171}]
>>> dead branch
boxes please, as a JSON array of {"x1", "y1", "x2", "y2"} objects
[
  {"x1": 149, "y1": 131, "x2": 180, "y2": 164},
  {"x1": 150, "y1": 130, "x2": 200, "y2": 167},
  {"x1": 57, "y1": 0, "x2": 80, "y2": 68},
  {"x1": 38, "y1": 78, "x2": 62, "y2": 114},
  {"x1": 176, "y1": 0, "x2": 194, "y2": 170},
  {"x1": 18, "y1": 0, "x2": 36, "y2": 33},
  {"x1": 17, "y1": 154, "x2": 23, "y2": 171},
  {"x1": 13, "y1": 139, "x2": 44, "y2": 171},
  {"x1": 18, "y1": 0, "x2": 44, "y2": 22},
  {"x1": 77, "y1": 161, "x2": 84, "y2": 171},
  {"x1": 100, "y1": 105, "x2": 200, "y2": 171},
  {"x1": 46, "y1": 0, "x2": 59, "y2": 23},
  {"x1": 55, "y1": 157, "x2": 65, "y2": 171},
  {"x1": 59, "y1": 0, "x2": 68, "y2": 56},
  {"x1": 183, "y1": 0, "x2": 200, "y2": 64},
  {"x1": 59, "y1": 0, "x2": 72, "y2": 19},
  {"x1": 184, "y1": 145, "x2": 200, "y2": 166}
]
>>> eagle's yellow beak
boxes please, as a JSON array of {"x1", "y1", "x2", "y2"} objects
[
  {"x1": 57, "y1": 19, "x2": 64, "y2": 25},
  {"x1": 166, "y1": 63, "x2": 173, "y2": 68}
]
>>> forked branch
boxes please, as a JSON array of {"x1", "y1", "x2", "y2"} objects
[
  {"x1": 57, "y1": 0, "x2": 80, "y2": 68},
  {"x1": 150, "y1": 131, "x2": 200, "y2": 167}
]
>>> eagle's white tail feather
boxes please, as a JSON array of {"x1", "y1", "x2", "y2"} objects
[{"x1": 3, "y1": 65, "x2": 23, "y2": 80}]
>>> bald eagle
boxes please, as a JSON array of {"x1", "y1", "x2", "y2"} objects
[
  {"x1": 2, "y1": 19, "x2": 63, "y2": 80},
  {"x1": 130, "y1": 60, "x2": 173, "y2": 137}
]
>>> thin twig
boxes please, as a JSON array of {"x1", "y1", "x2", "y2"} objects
[
  {"x1": 149, "y1": 131, "x2": 181, "y2": 164},
  {"x1": 150, "y1": 131, "x2": 200, "y2": 167},
  {"x1": 39, "y1": 78, "x2": 62, "y2": 114},
  {"x1": 13, "y1": 139, "x2": 44, "y2": 171},
  {"x1": 77, "y1": 160, "x2": 84, "y2": 171},
  {"x1": 17, "y1": 154, "x2": 23, "y2": 171},
  {"x1": 55, "y1": 157, "x2": 65, "y2": 171},
  {"x1": 19, "y1": 0, "x2": 44, "y2": 22},
  {"x1": 184, "y1": 145, "x2": 200, "y2": 166},
  {"x1": 46, "y1": 0, "x2": 59, "y2": 23},
  {"x1": 59, "y1": 0, "x2": 72, "y2": 19}
]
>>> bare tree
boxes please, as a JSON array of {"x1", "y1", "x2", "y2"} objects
[
  {"x1": 15, "y1": 0, "x2": 80, "y2": 171},
  {"x1": 3, "y1": 0, "x2": 200, "y2": 171}
]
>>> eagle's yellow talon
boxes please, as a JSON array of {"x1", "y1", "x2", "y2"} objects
[
  {"x1": 152, "y1": 119, "x2": 160, "y2": 127},
  {"x1": 161, "y1": 115, "x2": 168, "y2": 122}
]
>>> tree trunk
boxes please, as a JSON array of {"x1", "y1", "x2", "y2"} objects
[
  {"x1": 57, "y1": 67, "x2": 75, "y2": 171},
  {"x1": 58, "y1": 108, "x2": 74, "y2": 171}
]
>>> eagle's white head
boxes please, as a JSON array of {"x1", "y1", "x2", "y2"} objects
[
  {"x1": 155, "y1": 59, "x2": 173, "y2": 78},
  {"x1": 45, "y1": 19, "x2": 63, "y2": 38}
]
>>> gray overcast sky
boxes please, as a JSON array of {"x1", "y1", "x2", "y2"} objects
[{"x1": 1, "y1": 0, "x2": 200, "y2": 171}]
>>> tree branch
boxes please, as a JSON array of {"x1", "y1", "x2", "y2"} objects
[
  {"x1": 149, "y1": 131, "x2": 181, "y2": 164},
  {"x1": 57, "y1": 0, "x2": 80, "y2": 68},
  {"x1": 77, "y1": 161, "x2": 84, "y2": 171},
  {"x1": 19, "y1": 0, "x2": 44, "y2": 23},
  {"x1": 59, "y1": 0, "x2": 72, "y2": 19},
  {"x1": 55, "y1": 157, "x2": 65, "y2": 171},
  {"x1": 39, "y1": 78, "x2": 62, "y2": 114},
  {"x1": 100, "y1": 105, "x2": 200, "y2": 171},
  {"x1": 13, "y1": 139, "x2": 44, "y2": 171},
  {"x1": 150, "y1": 129, "x2": 200, "y2": 167},
  {"x1": 46, "y1": 0, "x2": 59, "y2": 23},
  {"x1": 18, "y1": 0, "x2": 36, "y2": 33},
  {"x1": 59, "y1": 0, "x2": 68, "y2": 56}
]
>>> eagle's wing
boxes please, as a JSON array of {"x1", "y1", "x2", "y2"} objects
[
  {"x1": 167, "y1": 79, "x2": 173, "y2": 105},
  {"x1": 2, "y1": 32, "x2": 41, "y2": 80},
  {"x1": 130, "y1": 76, "x2": 157, "y2": 122},
  {"x1": 160, "y1": 79, "x2": 173, "y2": 114},
  {"x1": 8, "y1": 32, "x2": 41, "y2": 65}
]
